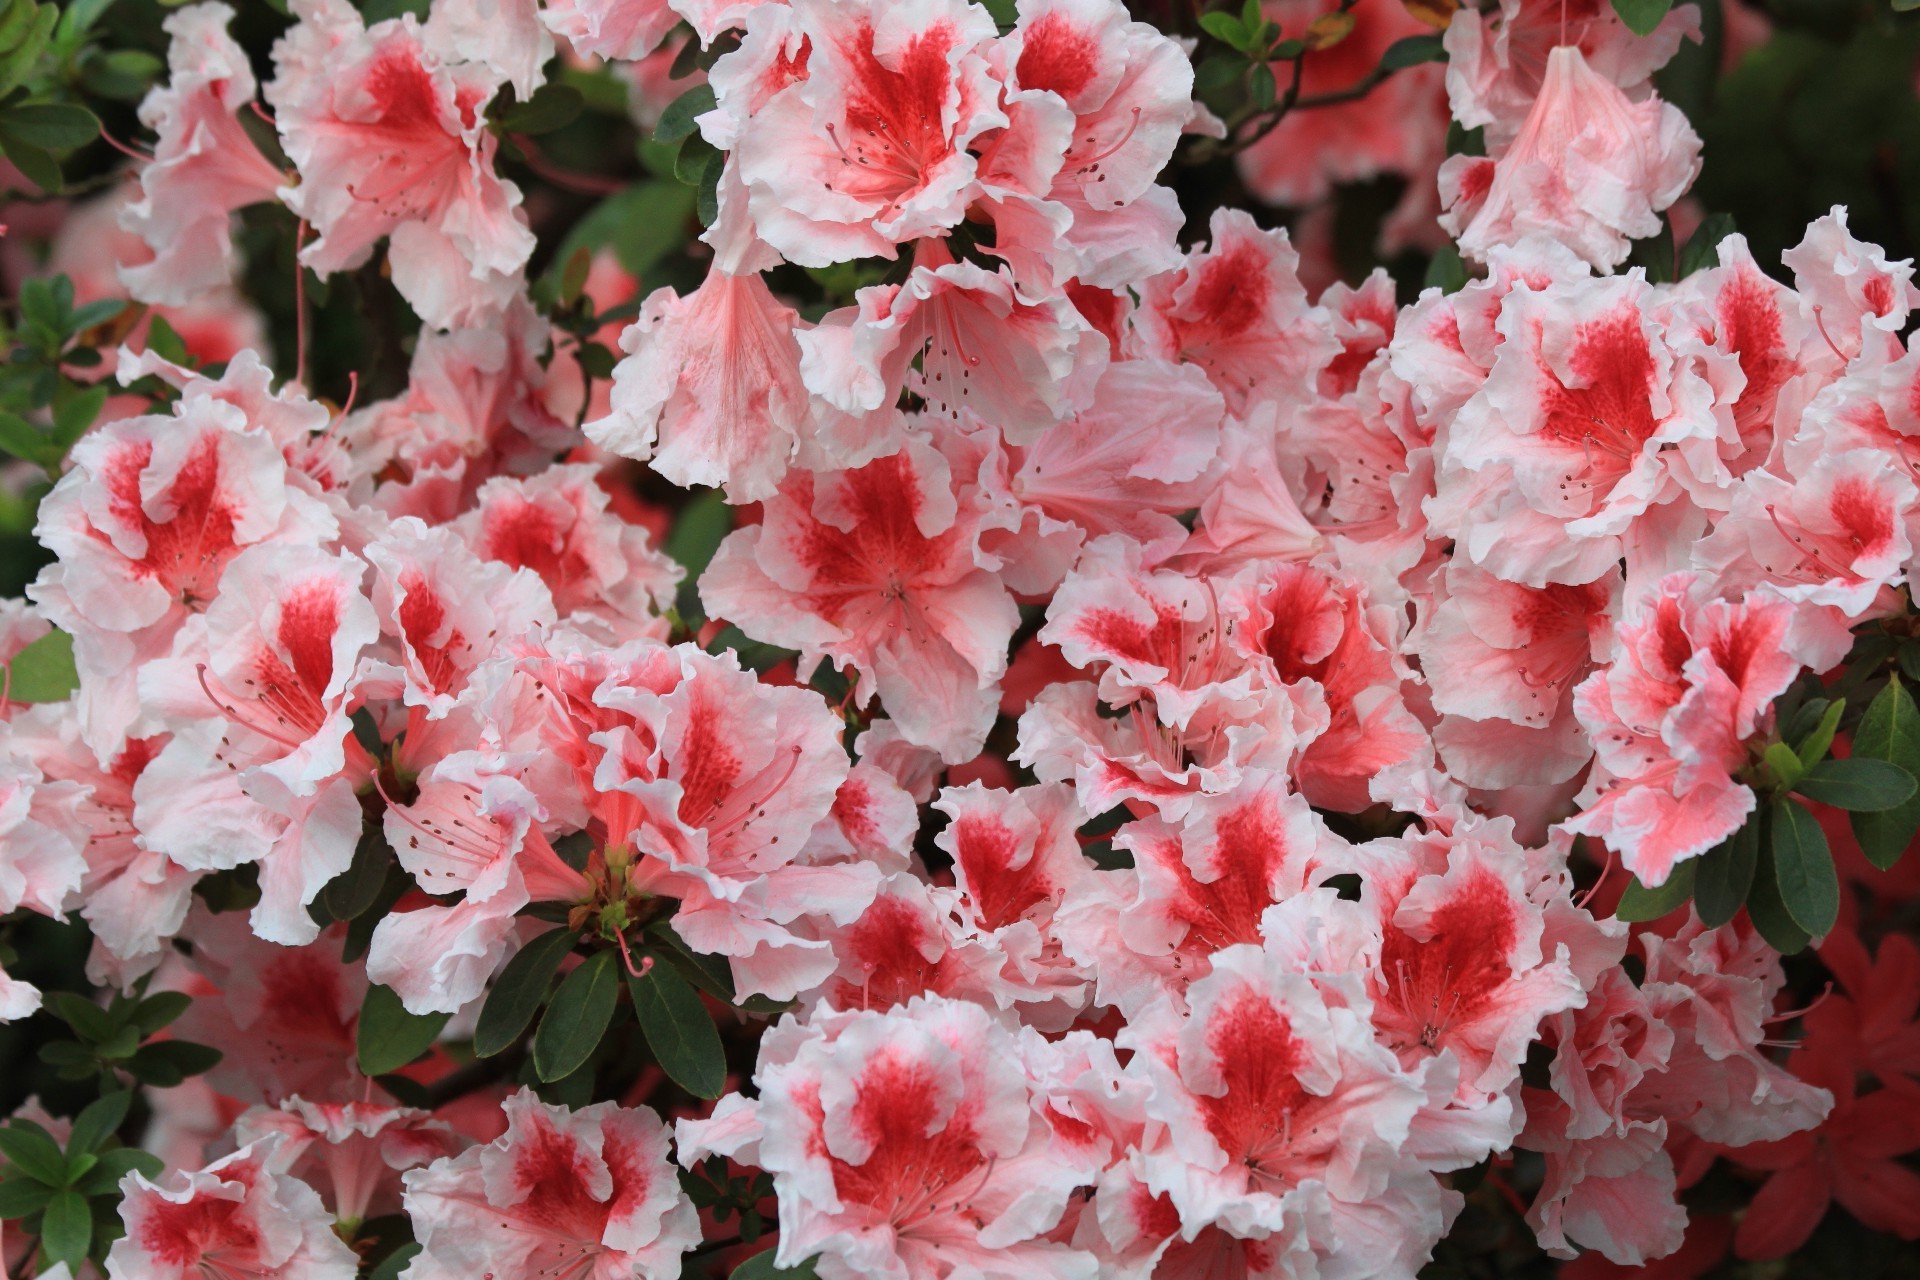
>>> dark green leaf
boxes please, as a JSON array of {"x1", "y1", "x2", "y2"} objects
[
  {"x1": 697, "y1": 148, "x2": 722, "y2": 226},
  {"x1": 75, "y1": 1146, "x2": 162, "y2": 1196},
  {"x1": 0, "y1": 1174, "x2": 54, "y2": 1217},
  {"x1": 1614, "y1": 861, "x2": 1696, "y2": 922},
  {"x1": 130, "y1": 990, "x2": 190, "y2": 1037},
  {"x1": 356, "y1": 985, "x2": 450, "y2": 1077},
  {"x1": 0, "y1": 411, "x2": 52, "y2": 466},
  {"x1": 40, "y1": 1188, "x2": 90, "y2": 1266},
  {"x1": 0, "y1": 1123, "x2": 66, "y2": 1185},
  {"x1": 368, "y1": 1243, "x2": 423, "y2": 1280},
  {"x1": 145, "y1": 313, "x2": 191, "y2": 366},
  {"x1": 1423, "y1": 244, "x2": 1468, "y2": 294},
  {"x1": 47, "y1": 991, "x2": 116, "y2": 1041},
  {"x1": 1248, "y1": 61, "x2": 1275, "y2": 110},
  {"x1": 547, "y1": 181, "x2": 696, "y2": 282},
  {"x1": 1379, "y1": 34, "x2": 1446, "y2": 70},
  {"x1": 645, "y1": 920, "x2": 736, "y2": 1003},
  {"x1": 1611, "y1": 0, "x2": 1674, "y2": 37},
  {"x1": 125, "y1": 1039, "x2": 221, "y2": 1086},
  {"x1": 1771, "y1": 797, "x2": 1839, "y2": 937},
  {"x1": 533, "y1": 950, "x2": 621, "y2": 1083},
  {"x1": 672, "y1": 488, "x2": 732, "y2": 627},
  {"x1": 67, "y1": 297, "x2": 125, "y2": 333},
  {"x1": 1763, "y1": 741, "x2": 1806, "y2": 790},
  {"x1": 0, "y1": 3, "x2": 55, "y2": 102},
  {"x1": 1793, "y1": 696, "x2": 1846, "y2": 768},
  {"x1": 1851, "y1": 676, "x2": 1920, "y2": 869},
  {"x1": 731, "y1": 1249, "x2": 821, "y2": 1279},
  {"x1": 5, "y1": 628, "x2": 78, "y2": 702},
  {"x1": 1794, "y1": 757, "x2": 1917, "y2": 812},
  {"x1": 1678, "y1": 212, "x2": 1738, "y2": 277},
  {"x1": 65, "y1": 1091, "x2": 131, "y2": 1156},
  {"x1": 0, "y1": 101, "x2": 97, "y2": 150},
  {"x1": 317, "y1": 827, "x2": 393, "y2": 924},
  {"x1": 1749, "y1": 813, "x2": 1811, "y2": 955},
  {"x1": 1694, "y1": 817, "x2": 1760, "y2": 928},
  {"x1": 1196, "y1": 13, "x2": 1247, "y2": 49},
  {"x1": 627, "y1": 955, "x2": 726, "y2": 1099},
  {"x1": 494, "y1": 83, "x2": 583, "y2": 135},
  {"x1": 654, "y1": 84, "x2": 716, "y2": 144},
  {"x1": 474, "y1": 927, "x2": 579, "y2": 1058}
]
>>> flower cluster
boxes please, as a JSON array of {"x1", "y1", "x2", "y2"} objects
[{"x1": 3, "y1": 1, "x2": 1920, "y2": 1278}]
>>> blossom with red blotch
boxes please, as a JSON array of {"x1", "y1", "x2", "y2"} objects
[{"x1": 401, "y1": 1089, "x2": 700, "y2": 1280}]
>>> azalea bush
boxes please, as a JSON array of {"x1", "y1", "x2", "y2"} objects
[{"x1": 4, "y1": 0, "x2": 1920, "y2": 1277}]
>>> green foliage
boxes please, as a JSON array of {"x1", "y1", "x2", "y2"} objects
[
  {"x1": 37, "y1": 982, "x2": 220, "y2": 1090},
  {"x1": 533, "y1": 949, "x2": 621, "y2": 1083},
  {"x1": 1615, "y1": 862, "x2": 1697, "y2": 922},
  {"x1": 1612, "y1": 0, "x2": 1675, "y2": 38},
  {"x1": 1771, "y1": 796, "x2": 1840, "y2": 938},
  {"x1": 0, "y1": 274, "x2": 124, "y2": 474},
  {"x1": 474, "y1": 927, "x2": 581, "y2": 1058},
  {"x1": 0, "y1": 1077, "x2": 160, "y2": 1273},
  {"x1": 1851, "y1": 675, "x2": 1920, "y2": 867},
  {"x1": 356, "y1": 984, "x2": 451, "y2": 1077},
  {"x1": 4, "y1": 627, "x2": 77, "y2": 702},
  {"x1": 627, "y1": 952, "x2": 727, "y2": 1099},
  {"x1": 730, "y1": 1248, "x2": 822, "y2": 1278}
]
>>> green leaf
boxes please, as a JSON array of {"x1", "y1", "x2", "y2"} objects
[
  {"x1": 474, "y1": 927, "x2": 579, "y2": 1058},
  {"x1": 0, "y1": 1174, "x2": 54, "y2": 1217},
  {"x1": 1749, "y1": 813, "x2": 1812, "y2": 955},
  {"x1": 1248, "y1": 61, "x2": 1276, "y2": 110},
  {"x1": 1851, "y1": 676, "x2": 1920, "y2": 869},
  {"x1": 79, "y1": 47, "x2": 164, "y2": 102},
  {"x1": 5, "y1": 628, "x2": 77, "y2": 702},
  {"x1": 494, "y1": 83, "x2": 583, "y2": 135},
  {"x1": 1694, "y1": 817, "x2": 1760, "y2": 929},
  {"x1": 39, "y1": 1188, "x2": 90, "y2": 1267},
  {"x1": 654, "y1": 83, "x2": 716, "y2": 144},
  {"x1": 1793, "y1": 696, "x2": 1846, "y2": 768},
  {"x1": 1614, "y1": 860, "x2": 1696, "y2": 922},
  {"x1": 1611, "y1": 0, "x2": 1674, "y2": 37},
  {"x1": 1763, "y1": 741, "x2": 1806, "y2": 791},
  {"x1": 730, "y1": 1249, "x2": 821, "y2": 1279},
  {"x1": 0, "y1": 1123, "x2": 66, "y2": 1185},
  {"x1": 125, "y1": 1039, "x2": 221, "y2": 1086},
  {"x1": 54, "y1": 0, "x2": 117, "y2": 49},
  {"x1": 1197, "y1": 13, "x2": 1248, "y2": 49},
  {"x1": 65, "y1": 1091, "x2": 131, "y2": 1157},
  {"x1": 368, "y1": 1243, "x2": 423, "y2": 1280},
  {"x1": 356, "y1": 985, "x2": 450, "y2": 1078},
  {"x1": 1771, "y1": 797, "x2": 1839, "y2": 937},
  {"x1": 1794, "y1": 757, "x2": 1917, "y2": 812},
  {"x1": 0, "y1": 411, "x2": 52, "y2": 466},
  {"x1": 645, "y1": 920, "x2": 736, "y2": 1004},
  {"x1": 547, "y1": 180, "x2": 696, "y2": 283},
  {"x1": 0, "y1": 101, "x2": 98, "y2": 150},
  {"x1": 1423, "y1": 244, "x2": 1468, "y2": 294},
  {"x1": 316, "y1": 827, "x2": 393, "y2": 925},
  {"x1": 74, "y1": 1146, "x2": 161, "y2": 1196},
  {"x1": 1678, "y1": 212, "x2": 1738, "y2": 277},
  {"x1": 671, "y1": 488, "x2": 732, "y2": 627},
  {"x1": 0, "y1": 3, "x2": 55, "y2": 101},
  {"x1": 533, "y1": 950, "x2": 621, "y2": 1083},
  {"x1": 627, "y1": 955, "x2": 726, "y2": 1099},
  {"x1": 1379, "y1": 34, "x2": 1446, "y2": 70},
  {"x1": 49, "y1": 382, "x2": 105, "y2": 452}
]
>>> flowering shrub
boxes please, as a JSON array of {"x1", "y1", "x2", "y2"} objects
[{"x1": 3, "y1": 0, "x2": 1920, "y2": 1277}]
